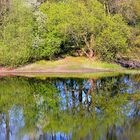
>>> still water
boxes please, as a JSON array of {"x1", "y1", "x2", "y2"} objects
[{"x1": 0, "y1": 74, "x2": 140, "y2": 140}]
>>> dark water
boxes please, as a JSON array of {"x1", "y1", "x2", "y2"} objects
[{"x1": 0, "y1": 74, "x2": 140, "y2": 140}]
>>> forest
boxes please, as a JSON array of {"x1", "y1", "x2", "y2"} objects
[
  {"x1": 0, "y1": 1, "x2": 140, "y2": 139},
  {"x1": 0, "y1": 0, "x2": 140, "y2": 67}
]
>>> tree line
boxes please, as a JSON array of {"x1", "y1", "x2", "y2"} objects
[{"x1": 0, "y1": 0, "x2": 140, "y2": 66}]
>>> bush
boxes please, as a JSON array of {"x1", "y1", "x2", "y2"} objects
[
  {"x1": 95, "y1": 15, "x2": 131, "y2": 61},
  {"x1": 0, "y1": 0, "x2": 34, "y2": 67},
  {"x1": 95, "y1": 29, "x2": 128, "y2": 61},
  {"x1": 34, "y1": 32, "x2": 62, "y2": 59},
  {"x1": 0, "y1": 0, "x2": 133, "y2": 66}
]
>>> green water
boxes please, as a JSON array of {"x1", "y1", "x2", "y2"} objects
[{"x1": 0, "y1": 74, "x2": 140, "y2": 140}]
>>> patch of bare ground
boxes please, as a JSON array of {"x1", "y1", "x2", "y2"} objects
[{"x1": 1, "y1": 57, "x2": 139, "y2": 77}]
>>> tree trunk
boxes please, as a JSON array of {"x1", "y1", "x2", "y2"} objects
[
  {"x1": 82, "y1": 34, "x2": 94, "y2": 59},
  {"x1": 89, "y1": 34, "x2": 94, "y2": 58}
]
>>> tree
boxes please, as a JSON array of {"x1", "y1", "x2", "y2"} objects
[
  {"x1": 99, "y1": 0, "x2": 140, "y2": 25},
  {"x1": 0, "y1": 0, "x2": 134, "y2": 65},
  {"x1": 0, "y1": 0, "x2": 35, "y2": 66},
  {"x1": 40, "y1": 0, "x2": 106, "y2": 58},
  {"x1": 40, "y1": 0, "x2": 130, "y2": 61},
  {"x1": 95, "y1": 15, "x2": 131, "y2": 61}
]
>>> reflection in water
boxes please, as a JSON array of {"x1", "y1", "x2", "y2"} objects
[{"x1": 0, "y1": 74, "x2": 139, "y2": 140}]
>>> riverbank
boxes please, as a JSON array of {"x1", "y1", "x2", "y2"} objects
[
  {"x1": 15, "y1": 57, "x2": 123, "y2": 71},
  {"x1": 0, "y1": 57, "x2": 140, "y2": 78}
]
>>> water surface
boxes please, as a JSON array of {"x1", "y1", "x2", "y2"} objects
[{"x1": 0, "y1": 74, "x2": 140, "y2": 140}]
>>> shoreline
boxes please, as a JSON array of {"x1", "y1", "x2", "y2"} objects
[
  {"x1": 0, "y1": 57, "x2": 140, "y2": 77},
  {"x1": 0, "y1": 69, "x2": 140, "y2": 79}
]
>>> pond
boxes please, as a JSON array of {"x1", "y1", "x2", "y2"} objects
[{"x1": 0, "y1": 74, "x2": 140, "y2": 140}]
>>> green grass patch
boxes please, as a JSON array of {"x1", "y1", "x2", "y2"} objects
[
  {"x1": 16, "y1": 57, "x2": 140, "y2": 76},
  {"x1": 30, "y1": 57, "x2": 122, "y2": 70}
]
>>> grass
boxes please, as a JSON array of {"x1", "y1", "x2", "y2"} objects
[
  {"x1": 17, "y1": 57, "x2": 123, "y2": 71},
  {"x1": 38, "y1": 57, "x2": 122, "y2": 69},
  {"x1": 14, "y1": 56, "x2": 140, "y2": 79}
]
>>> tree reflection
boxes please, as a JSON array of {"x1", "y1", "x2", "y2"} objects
[{"x1": 0, "y1": 74, "x2": 139, "y2": 140}]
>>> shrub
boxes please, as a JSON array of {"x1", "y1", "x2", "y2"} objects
[
  {"x1": 95, "y1": 15, "x2": 131, "y2": 61},
  {"x1": 0, "y1": 0, "x2": 34, "y2": 67}
]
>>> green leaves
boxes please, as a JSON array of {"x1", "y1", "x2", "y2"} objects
[
  {"x1": 95, "y1": 28, "x2": 127, "y2": 61},
  {"x1": 0, "y1": 0, "x2": 134, "y2": 65},
  {"x1": 0, "y1": 0, "x2": 34, "y2": 66},
  {"x1": 39, "y1": 0, "x2": 130, "y2": 61},
  {"x1": 95, "y1": 15, "x2": 131, "y2": 61}
]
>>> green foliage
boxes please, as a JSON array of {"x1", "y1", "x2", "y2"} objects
[
  {"x1": 95, "y1": 15, "x2": 131, "y2": 61},
  {"x1": 0, "y1": 0, "x2": 34, "y2": 66},
  {"x1": 117, "y1": 0, "x2": 140, "y2": 25},
  {"x1": 32, "y1": 10, "x2": 61, "y2": 59},
  {"x1": 40, "y1": 0, "x2": 106, "y2": 57},
  {"x1": 34, "y1": 31, "x2": 62, "y2": 59},
  {"x1": 99, "y1": 0, "x2": 140, "y2": 25},
  {"x1": 40, "y1": 0, "x2": 130, "y2": 61},
  {"x1": 0, "y1": 0, "x2": 138, "y2": 66}
]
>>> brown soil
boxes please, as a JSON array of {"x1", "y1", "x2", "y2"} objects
[{"x1": 0, "y1": 66, "x2": 115, "y2": 78}]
